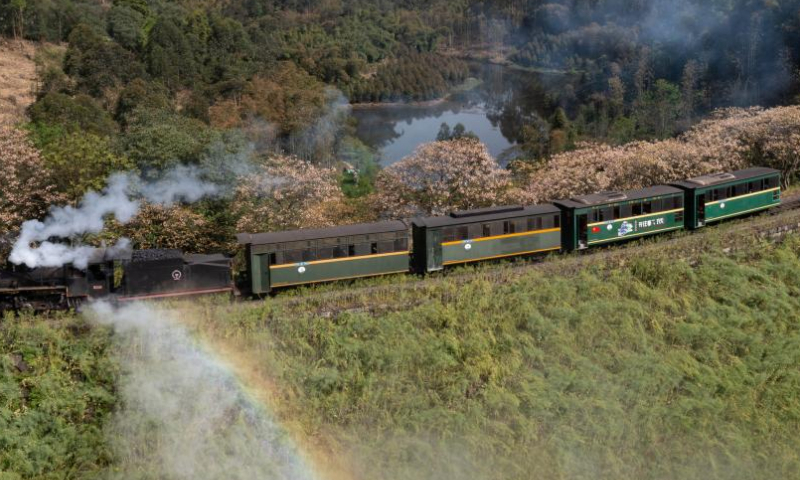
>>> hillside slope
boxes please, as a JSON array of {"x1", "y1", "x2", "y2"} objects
[
  {"x1": 180, "y1": 229, "x2": 800, "y2": 480},
  {"x1": 0, "y1": 40, "x2": 36, "y2": 126}
]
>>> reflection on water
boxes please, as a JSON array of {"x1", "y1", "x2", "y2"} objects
[{"x1": 352, "y1": 63, "x2": 561, "y2": 166}]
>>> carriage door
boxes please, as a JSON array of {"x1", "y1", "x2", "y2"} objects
[
  {"x1": 697, "y1": 194, "x2": 706, "y2": 227},
  {"x1": 577, "y1": 214, "x2": 588, "y2": 249},
  {"x1": 427, "y1": 228, "x2": 443, "y2": 272}
]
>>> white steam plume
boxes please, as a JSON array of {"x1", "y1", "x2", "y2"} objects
[
  {"x1": 87, "y1": 302, "x2": 318, "y2": 480},
  {"x1": 10, "y1": 165, "x2": 218, "y2": 269}
]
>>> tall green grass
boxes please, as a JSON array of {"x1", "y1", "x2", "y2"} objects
[
  {"x1": 0, "y1": 313, "x2": 116, "y2": 480},
  {"x1": 188, "y1": 235, "x2": 800, "y2": 480}
]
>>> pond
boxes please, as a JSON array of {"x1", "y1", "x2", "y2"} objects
[{"x1": 351, "y1": 63, "x2": 564, "y2": 166}]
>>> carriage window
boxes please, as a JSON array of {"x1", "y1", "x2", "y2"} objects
[
  {"x1": 554, "y1": 215, "x2": 560, "y2": 228},
  {"x1": 371, "y1": 243, "x2": 378, "y2": 254},
  {"x1": 353, "y1": 244, "x2": 371, "y2": 256},
  {"x1": 269, "y1": 252, "x2": 278, "y2": 265},
  {"x1": 317, "y1": 247, "x2": 334, "y2": 260},
  {"x1": 442, "y1": 227, "x2": 455, "y2": 243},
  {"x1": 613, "y1": 206, "x2": 621, "y2": 219},
  {"x1": 284, "y1": 250, "x2": 303, "y2": 264},
  {"x1": 302, "y1": 250, "x2": 316, "y2": 262},
  {"x1": 620, "y1": 204, "x2": 632, "y2": 218},
  {"x1": 632, "y1": 202, "x2": 642, "y2": 216},
  {"x1": 468, "y1": 224, "x2": 482, "y2": 239},
  {"x1": 514, "y1": 219, "x2": 526, "y2": 233},
  {"x1": 540, "y1": 215, "x2": 552, "y2": 229},
  {"x1": 457, "y1": 226, "x2": 469, "y2": 240},
  {"x1": 642, "y1": 201, "x2": 653, "y2": 214},
  {"x1": 503, "y1": 221, "x2": 512, "y2": 234},
  {"x1": 748, "y1": 181, "x2": 758, "y2": 193},
  {"x1": 727, "y1": 186, "x2": 735, "y2": 198},
  {"x1": 734, "y1": 183, "x2": 747, "y2": 196},
  {"x1": 766, "y1": 176, "x2": 779, "y2": 189},
  {"x1": 676, "y1": 196, "x2": 683, "y2": 208},
  {"x1": 651, "y1": 199, "x2": 663, "y2": 212},
  {"x1": 394, "y1": 238, "x2": 408, "y2": 252},
  {"x1": 599, "y1": 207, "x2": 612, "y2": 222},
  {"x1": 377, "y1": 241, "x2": 394, "y2": 254},
  {"x1": 333, "y1": 245, "x2": 348, "y2": 258}
]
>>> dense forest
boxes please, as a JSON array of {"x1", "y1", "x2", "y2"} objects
[{"x1": 1, "y1": 0, "x2": 800, "y2": 254}]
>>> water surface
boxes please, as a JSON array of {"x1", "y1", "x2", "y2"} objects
[{"x1": 352, "y1": 63, "x2": 563, "y2": 166}]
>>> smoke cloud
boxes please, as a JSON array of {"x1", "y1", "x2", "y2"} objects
[
  {"x1": 87, "y1": 301, "x2": 318, "y2": 480},
  {"x1": 10, "y1": 165, "x2": 218, "y2": 269}
]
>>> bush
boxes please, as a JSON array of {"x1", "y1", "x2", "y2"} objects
[
  {"x1": 28, "y1": 92, "x2": 117, "y2": 139},
  {"x1": 375, "y1": 138, "x2": 517, "y2": 218},
  {"x1": 41, "y1": 132, "x2": 137, "y2": 201}
]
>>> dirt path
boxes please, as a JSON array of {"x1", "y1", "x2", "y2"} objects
[{"x1": 0, "y1": 39, "x2": 37, "y2": 126}]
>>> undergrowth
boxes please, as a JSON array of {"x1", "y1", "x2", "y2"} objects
[
  {"x1": 185, "y1": 235, "x2": 800, "y2": 480},
  {"x1": 0, "y1": 313, "x2": 116, "y2": 480}
]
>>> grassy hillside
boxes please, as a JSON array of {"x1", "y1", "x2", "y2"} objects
[
  {"x1": 183, "y1": 233, "x2": 800, "y2": 480},
  {"x1": 2, "y1": 226, "x2": 800, "y2": 480},
  {"x1": 0, "y1": 313, "x2": 116, "y2": 479}
]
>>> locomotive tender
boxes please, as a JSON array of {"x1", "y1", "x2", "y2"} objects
[{"x1": 0, "y1": 166, "x2": 782, "y2": 311}]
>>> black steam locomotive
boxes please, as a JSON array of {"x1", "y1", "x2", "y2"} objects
[{"x1": 0, "y1": 248, "x2": 234, "y2": 313}]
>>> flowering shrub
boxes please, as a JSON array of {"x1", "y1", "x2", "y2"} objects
[
  {"x1": 0, "y1": 127, "x2": 63, "y2": 253},
  {"x1": 233, "y1": 155, "x2": 345, "y2": 233},
  {"x1": 521, "y1": 106, "x2": 800, "y2": 202},
  {"x1": 113, "y1": 204, "x2": 220, "y2": 253},
  {"x1": 375, "y1": 138, "x2": 517, "y2": 218}
]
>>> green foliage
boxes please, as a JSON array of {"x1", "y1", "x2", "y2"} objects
[
  {"x1": 192, "y1": 236, "x2": 800, "y2": 480},
  {"x1": 28, "y1": 92, "x2": 117, "y2": 139},
  {"x1": 114, "y1": 78, "x2": 171, "y2": 125},
  {"x1": 144, "y1": 16, "x2": 198, "y2": 91},
  {"x1": 121, "y1": 107, "x2": 217, "y2": 173},
  {"x1": 348, "y1": 52, "x2": 468, "y2": 102},
  {"x1": 107, "y1": 4, "x2": 147, "y2": 52},
  {"x1": 339, "y1": 137, "x2": 380, "y2": 198},
  {"x1": 63, "y1": 23, "x2": 145, "y2": 97},
  {"x1": 41, "y1": 131, "x2": 136, "y2": 200},
  {"x1": 0, "y1": 313, "x2": 116, "y2": 478}
]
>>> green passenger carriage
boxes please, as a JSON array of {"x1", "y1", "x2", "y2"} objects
[
  {"x1": 670, "y1": 167, "x2": 781, "y2": 229},
  {"x1": 411, "y1": 205, "x2": 562, "y2": 273},
  {"x1": 554, "y1": 186, "x2": 686, "y2": 251},
  {"x1": 237, "y1": 221, "x2": 409, "y2": 294}
]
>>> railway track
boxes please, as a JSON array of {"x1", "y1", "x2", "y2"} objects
[{"x1": 265, "y1": 192, "x2": 800, "y2": 315}]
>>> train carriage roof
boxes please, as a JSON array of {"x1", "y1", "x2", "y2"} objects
[
  {"x1": 671, "y1": 167, "x2": 780, "y2": 189},
  {"x1": 237, "y1": 220, "x2": 408, "y2": 246},
  {"x1": 412, "y1": 204, "x2": 560, "y2": 228},
  {"x1": 554, "y1": 185, "x2": 683, "y2": 210}
]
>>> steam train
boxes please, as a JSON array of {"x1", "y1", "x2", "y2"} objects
[{"x1": 0, "y1": 167, "x2": 782, "y2": 312}]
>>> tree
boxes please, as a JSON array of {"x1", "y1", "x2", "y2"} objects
[
  {"x1": 635, "y1": 79, "x2": 682, "y2": 138},
  {"x1": 107, "y1": 4, "x2": 147, "y2": 52},
  {"x1": 436, "y1": 122, "x2": 451, "y2": 141},
  {"x1": 144, "y1": 17, "x2": 198, "y2": 90},
  {"x1": 0, "y1": 127, "x2": 64, "y2": 255},
  {"x1": 121, "y1": 107, "x2": 217, "y2": 174},
  {"x1": 233, "y1": 155, "x2": 347, "y2": 233},
  {"x1": 63, "y1": 23, "x2": 145, "y2": 97},
  {"x1": 519, "y1": 106, "x2": 800, "y2": 202},
  {"x1": 375, "y1": 138, "x2": 517, "y2": 218},
  {"x1": 112, "y1": 204, "x2": 220, "y2": 253},
  {"x1": 114, "y1": 79, "x2": 172, "y2": 126},
  {"x1": 28, "y1": 92, "x2": 117, "y2": 138},
  {"x1": 209, "y1": 62, "x2": 328, "y2": 137},
  {"x1": 41, "y1": 132, "x2": 137, "y2": 200}
]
